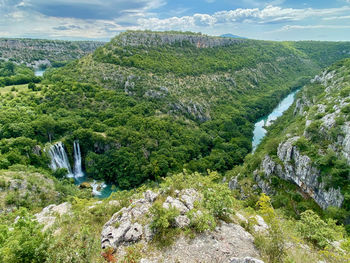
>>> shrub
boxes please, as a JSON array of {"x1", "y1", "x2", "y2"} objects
[
  {"x1": 149, "y1": 202, "x2": 180, "y2": 247},
  {"x1": 52, "y1": 168, "x2": 68, "y2": 179},
  {"x1": 188, "y1": 209, "x2": 216, "y2": 233},
  {"x1": 203, "y1": 183, "x2": 234, "y2": 220},
  {"x1": 255, "y1": 194, "x2": 285, "y2": 263},
  {"x1": 297, "y1": 210, "x2": 343, "y2": 248},
  {"x1": 28, "y1": 82, "x2": 36, "y2": 91},
  {"x1": 0, "y1": 209, "x2": 50, "y2": 263}
]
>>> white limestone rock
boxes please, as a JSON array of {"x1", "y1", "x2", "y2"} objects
[
  {"x1": 174, "y1": 215, "x2": 190, "y2": 228},
  {"x1": 163, "y1": 196, "x2": 189, "y2": 214}
]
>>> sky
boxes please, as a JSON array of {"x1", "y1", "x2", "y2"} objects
[{"x1": 1, "y1": 0, "x2": 350, "y2": 41}]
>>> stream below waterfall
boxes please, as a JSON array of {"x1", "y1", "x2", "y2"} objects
[{"x1": 252, "y1": 88, "x2": 300, "y2": 152}]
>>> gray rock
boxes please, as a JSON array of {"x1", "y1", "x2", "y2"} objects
[
  {"x1": 118, "y1": 31, "x2": 244, "y2": 48},
  {"x1": 101, "y1": 197, "x2": 153, "y2": 249},
  {"x1": 341, "y1": 122, "x2": 350, "y2": 164},
  {"x1": 253, "y1": 215, "x2": 268, "y2": 233},
  {"x1": 124, "y1": 223, "x2": 143, "y2": 242},
  {"x1": 150, "y1": 222, "x2": 260, "y2": 262},
  {"x1": 144, "y1": 190, "x2": 158, "y2": 203},
  {"x1": 230, "y1": 257, "x2": 265, "y2": 263},
  {"x1": 163, "y1": 196, "x2": 189, "y2": 214},
  {"x1": 174, "y1": 215, "x2": 190, "y2": 228},
  {"x1": 101, "y1": 221, "x2": 131, "y2": 249},
  {"x1": 229, "y1": 176, "x2": 239, "y2": 190},
  {"x1": 108, "y1": 200, "x2": 120, "y2": 206},
  {"x1": 179, "y1": 188, "x2": 201, "y2": 210},
  {"x1": 236, "y1": 213, "x2": 248, "y2": 224},
  {"x1": 144, "y1": 224, "x2": 154, "y2": 242}
]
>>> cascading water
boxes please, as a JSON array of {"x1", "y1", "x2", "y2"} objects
[
  {"x1": 73, "y1": 140, "x2": 84, "y2": 177},
  {"x1": 91, "y1": 180, "x2": 107, "y2": 196},
  {"x1": 47, "y1": 141, "x2": 113, "y2": 198},
  {"x1": 47, "y1": 141, "x2": 84, "y2": 178},
  {"x1": 47, "y1": 142, "x2": 73, "y2": 177}
]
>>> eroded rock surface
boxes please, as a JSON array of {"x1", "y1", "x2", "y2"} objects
[
  {"x1": 142, "y1": 222, "x2": 261, "y2": 263},
  {"x1": 259, "y1": 138, "x2": 344, "y2": 209}
]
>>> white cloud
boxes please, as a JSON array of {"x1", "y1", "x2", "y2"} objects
[
  {"x1": 138, "y1": 5, "x2": 350, "y2": 30},
  {"x1": 1, "y1": 2, "x2": 350, "y2": 40},
  {"x1": 323, "y1": 15, "x2": 350, "y2": 20},
  {"x1": 281, "y1": 25, "x2": 350, "y2": 30}
]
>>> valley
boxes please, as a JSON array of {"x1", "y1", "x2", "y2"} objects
[{"x1": 0, "y1": 31, "x2": 349, "y2": 263}]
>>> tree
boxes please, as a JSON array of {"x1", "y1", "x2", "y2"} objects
[{"x1": 28, "y1": 82, "x2": 36, "y2": 91}]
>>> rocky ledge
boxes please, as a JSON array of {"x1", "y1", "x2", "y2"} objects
[{"x1": 101, "y1": 189, "x2": 264, "y2": 263}]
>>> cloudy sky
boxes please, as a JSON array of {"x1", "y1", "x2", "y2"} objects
[{"x1": 1, "y1": 0, "x2": 350, "y2": 41}]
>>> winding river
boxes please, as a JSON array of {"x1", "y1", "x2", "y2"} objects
[{"x1": 252, "y1": 89, "x2": 300, "y2": 152}]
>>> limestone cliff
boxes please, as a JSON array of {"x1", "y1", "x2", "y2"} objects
[
  {"x1": 114, "y1": 31, "x2": 244, "y2": 48},
  {"x1": 252, "y1": 60, "x2": 350, "y2": 210}
]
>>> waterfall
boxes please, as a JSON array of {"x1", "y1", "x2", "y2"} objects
[
  {"x1": 47, "y1": 141, "x2": 84, "y2": 178},
  {"x1": 73, "y1": 140, "x2": 84, "y2": 177},
  {"x1": 48, "y1": 142, "x2": 73, "y2": 177}
]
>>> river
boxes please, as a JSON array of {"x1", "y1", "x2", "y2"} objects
[{"x1": 252, "y1": 89, "x2": 300, "y2": 152}]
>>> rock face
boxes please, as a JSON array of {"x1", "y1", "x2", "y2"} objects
[
  {"x1": 101, "y1": 196, "x2": 153, "y2": 249},
  {"x1": 116, "y1": 32, "x2": 244, "y2": 48},
  {"x1": 260, "y1": 137, "x2": 344, "y2": 209},
  {"x1": 341, "y1": 122, "x2": 350, "y2": 164}
]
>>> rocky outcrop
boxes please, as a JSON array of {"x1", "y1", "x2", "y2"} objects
[
  {"x1": 35, "y1": 202, "x2": 72, "y2": 231},
  {"x1": 259, "y1": 138, "x2": 343, "y2": 209},
  {"x1": 101, "y1": 189, "x2": 204, "y2": 249},
  {"x1": 101, "y1": 188, "x2": 263, "y2": 262},
  {"x1": 116, "y1": 32, "x2": 244, "y2": 48}
]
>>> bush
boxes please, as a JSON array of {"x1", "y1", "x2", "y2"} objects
[
  {"x1": 203, "y1": 183, "x2": 234, "y2": 220},
  {"x1": 0, "y1": 209, "x2": 51, "y2": 263},
  {"x1": 297, "y1": 210, "x2": 343, "y2": 248},
  {"x1": 255, "y1": 194, "x2": 285, "y2": 263},
  {"x1": 149, "y1": 202, "x2": 180, "y2": 247},
  {"x1": 28, "y1": 82, "x2": 36, "y2": 91},
  {"x1": 150, "y1": 202, "x2": 179, "y2": 233},
  {"x1": 188, "y1": 209, "x2": 216, "y2": 233}
]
